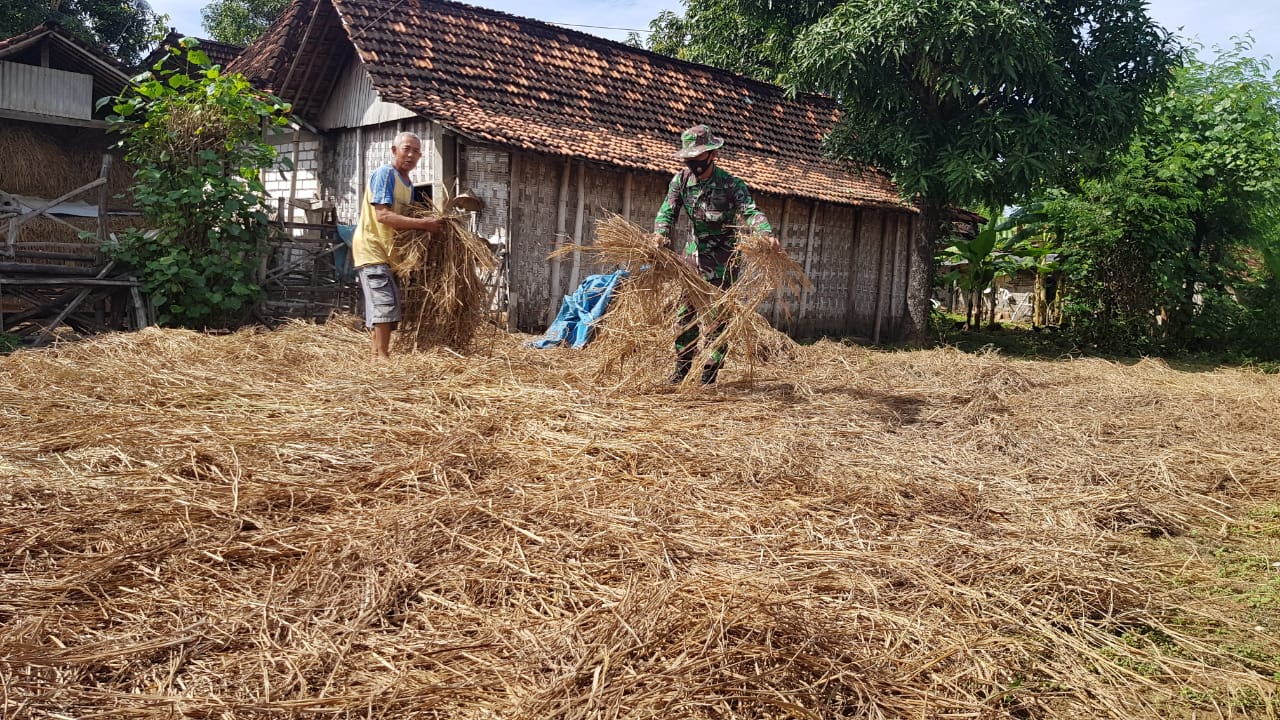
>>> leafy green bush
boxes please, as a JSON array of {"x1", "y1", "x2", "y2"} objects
[
  {"x1": 101, "y1": 38, "x2": 291, "y2": 328},
  {"x1": 1230, "y1": 280, "x2": 1280, "y2": 361}
]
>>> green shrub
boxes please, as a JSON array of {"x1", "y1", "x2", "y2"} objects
[{"x1": 101, "y1": 38, "x2": 291, "y2": 328}]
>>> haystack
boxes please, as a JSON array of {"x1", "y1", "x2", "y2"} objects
[{"x1": 0, "y1": 122, "x2": 135, "y2": 206}]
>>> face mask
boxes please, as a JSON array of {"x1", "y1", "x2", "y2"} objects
[{"x1": 685, "y1": 156, "x2": 713, "y2": 176}]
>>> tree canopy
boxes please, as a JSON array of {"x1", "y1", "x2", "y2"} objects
[
  {"x1": 0, "y1": 0, "x2": 163, "y2": 66},
  {"x1": 201, "y1": 0, "x2": 290, "y2": 47},
  {"x1": 641, "y1": 1, "x2": 841, "y2": 84},
  {"x1": 1037, "y1": 42, "x2": 1280, "y2": 352},
  {"x1": 645, "y1": 0, "x2": 1181, "y2": 341}
]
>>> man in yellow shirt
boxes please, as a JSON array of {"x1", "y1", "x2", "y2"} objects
[{"x1": 352, "y1": 132, "x2": 443, "y2": 359}]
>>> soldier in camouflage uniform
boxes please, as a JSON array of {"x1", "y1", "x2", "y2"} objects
[{"x1": 654, "y1": 124, "x2": 778, "y2": 384}]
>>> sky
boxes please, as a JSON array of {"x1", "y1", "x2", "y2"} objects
[{"x1": 149, "y1": 0, "x2": 1278, "y2": 67}]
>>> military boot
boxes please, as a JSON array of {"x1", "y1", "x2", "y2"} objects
[
  {"x1": 667, "y1": 357, "x2": 694, "y2": 384},
  {"x1": 700, "y1": 360, "x2": 723, "y2": 385}
]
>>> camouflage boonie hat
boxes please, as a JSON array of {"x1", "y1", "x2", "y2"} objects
[{"x1": 674, "y1": 124, "x2": 724, "y2": 159}]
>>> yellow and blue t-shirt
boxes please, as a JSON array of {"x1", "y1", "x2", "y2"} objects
[{"x1": 351, "y1": 164, "x2": 414, "y2": 268}]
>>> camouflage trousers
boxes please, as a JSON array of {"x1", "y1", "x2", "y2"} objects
[{"x1": 675, "y1": 240, "x2": 739, "y2": 368}]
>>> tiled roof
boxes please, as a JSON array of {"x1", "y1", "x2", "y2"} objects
[
  {"x1": 233, "y1": 0, "x2": 908, "y2": 209},
  {"x1": 141, "y1": 31, "x2": 244, "y2": 72}
]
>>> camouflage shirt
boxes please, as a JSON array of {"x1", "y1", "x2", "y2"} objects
[{"x1": 653, "y1": 166, "x2": 773, "y2": 253}]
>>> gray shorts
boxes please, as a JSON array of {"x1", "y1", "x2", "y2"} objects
[{"x1": 357, "y1": 264, "x2": 401, "y2": 328}]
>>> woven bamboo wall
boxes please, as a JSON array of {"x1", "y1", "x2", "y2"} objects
[
  {"x1": 326, "y1": 120, "x2": 437, "y2": 226},
  {"x1": 559, "y1": 162, "x2": 626, "y2": 284},
  {"x1": 800, "y1": 203, "x2": 858, "y2": 337},
  {"x1": 508, "y1": 158, "x2": 680, "y2": 333},
  {"x1": 327, "y1": 130, "x2": 360, "y2": 224},
  {"x1": 846, "y1": 209, "x2": 889, "y2": 338},
  {"x1": 508, "y1": 153, "x2": 565, "y2": 330},
  {"x1": 462, "y1": 146, "x2": 510, "y2": 244}
]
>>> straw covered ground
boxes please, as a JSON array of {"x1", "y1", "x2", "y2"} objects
[{"x1": 2, "y1": 322, "x2": 1279, "y2": 719}]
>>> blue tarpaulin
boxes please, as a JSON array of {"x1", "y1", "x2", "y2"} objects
[{"x1": 528, "y1": 270, "x2": 630, "y2": 349}]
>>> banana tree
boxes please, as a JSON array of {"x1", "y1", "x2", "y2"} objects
[
  {"x1": 938, "y1": 225, "x2": 997, "y2": 329},
  {"x1": 938, "y1": 212, "x2": 1057, "y2": 329}
]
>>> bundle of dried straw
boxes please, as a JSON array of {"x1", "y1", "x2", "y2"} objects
[
  {"x1": 392, "y1": 201, "x2": 496, "y2": 352},
  {"x1": 555, "y1": 215, "x2": 810, "y2": 386}
]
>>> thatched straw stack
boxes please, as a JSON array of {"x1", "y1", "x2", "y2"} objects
[
  {"x1": 1, "y1": 324, "x2": 1279, "y2": 719},
  {"x1": 0, "y1": 123, "x2": 135, "y2": 205},
  {"x1": 391, "y1": 203, "x2": 497, "y2": 352},
  {"x1": 559, "y1": 215, "x2": 808, "y2": 387}
]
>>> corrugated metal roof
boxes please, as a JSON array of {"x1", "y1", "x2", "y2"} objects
[
  {"x1": 232, "y1": 0, "x2": 910, "y2": 210},
  {"x1": 0, "y1": 23, "x2": 131, "y2": 102}
]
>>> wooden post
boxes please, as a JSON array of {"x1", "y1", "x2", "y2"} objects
[
  {"x1": 130, "y1": 283, "x2": 148, "y2": 329},
  {"x1": 770, "y1": 197, "x2": 792, "y2": 326},
  {"x1": 799, "y1": 201, "x2": 819, "y2": 328},
  {"x1": 902, "y1": 215, "x2": 916, "y2": 336},
  {"x1": 548, "y1": 158, "x2": 571, "y2": 324},
  {"x1": 844, "y1": 208, "x2": 863, "y2": 335},
  {"x1": 872, "y1": 213, "x2": 890, "y2": 344},
  {"x1": 884, "y1": 216, "x2": 902, "y2": 340},
  {"x1": 430, "y1": 122, "x2": 446, "y2": 205},
  {"x1": 287, "y1": 129, "x2": 302, "y2": 222},
  {"x1": 96, "y1": 154, "x2": 111, "y2": 253},
  {"x1": 507, "y1": 151, "x2": 521, "y2": 329},
  {"x1": 568, "y1": 162, "x2": 586, "y2": 292},
  {"x1": 622, "y1": 171, "x2": 633, "y2": 223},
  {"x1": 356, "y1": 126, "x2": 365, "y2": 210}
]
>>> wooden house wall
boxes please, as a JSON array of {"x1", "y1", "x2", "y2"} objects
[
  {"x1": 318, "y1": 56, "x2": 416, "y2": 131},
  {"x1": 280, "y1": 127, "x2": 919, "y2": 342},
  {"x1": 0, "y1": 61, "x2": 92, "y2": 120}
]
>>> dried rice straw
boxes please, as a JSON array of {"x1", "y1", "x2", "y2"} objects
[
  {"x1": 687, "y1": 233, "x2": 813, "y2": 383},
  {"x1": 1, "y1": 323, "x2": 1278, "y2": 719},
  {"x1": 392, "y1": 198, "x2": 497, "y2": 353},
  {"x1": 554, "y1": 215, "x2": 811, "y2": 387},
  {"x1": 551, "y1": 214, "x2": 713, "y2": 384}
]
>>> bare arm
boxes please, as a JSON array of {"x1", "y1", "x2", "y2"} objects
[{"x1": 373, "y1": 205, "x2": 443, "y2": 232}]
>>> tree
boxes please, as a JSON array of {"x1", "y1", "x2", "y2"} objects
[
  {"x1": 101, "y1": 39, "x2": 293, "y2": 328},
  {"x1": 647, "y1": 0, "x2": 1180, "y2": 342},
  {"x1": 1039, "y1": 42, "x2": 1280, "y2": 352},
  {"x1": 640, "y1": 1, "x2": 840, "y2": 84},
  {"x1": 0, "y1": 0, "x2": 164, "y2": 66},
  {"x1": 201, "y1": 0, "x2": 290, "y2": 47}
]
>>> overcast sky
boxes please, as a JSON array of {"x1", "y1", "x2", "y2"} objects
[{"x1": 150, "y1": 0, "x2": 1278, "y2": 67}]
